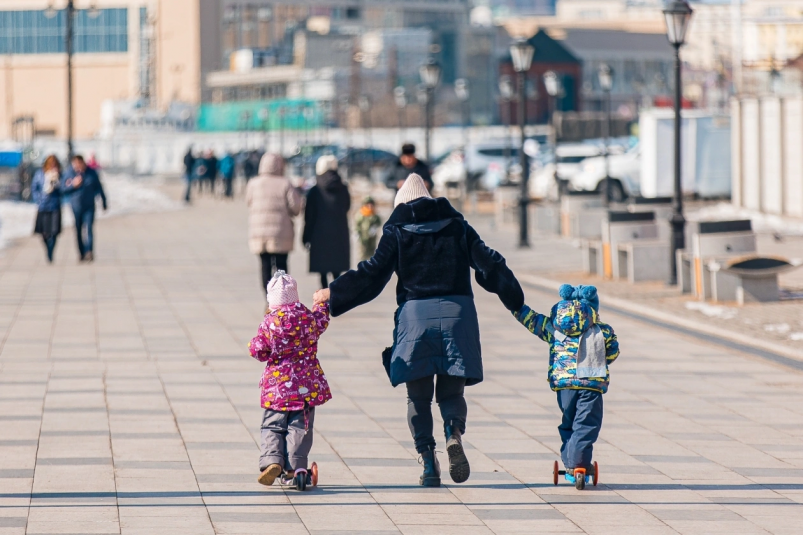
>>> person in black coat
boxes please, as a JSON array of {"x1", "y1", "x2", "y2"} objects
[
  {"x1": 386, "y1": 143, "x2": 433, "y2": 192},
  {"x1": 183, "y1": 147, "x2": 195, "y2": 203},
  {"x1": 313, "y1": 173, "x2": 524, "y2": 488},
  {"x1": 303, "y1": 155, "x2": 351, "y2": 289}
]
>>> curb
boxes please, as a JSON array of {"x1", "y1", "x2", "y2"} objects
[{"x1": 518, "y1": 273, "x2": 803, "y2": 371}]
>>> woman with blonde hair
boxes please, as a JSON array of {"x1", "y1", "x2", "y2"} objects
[{"x1": 31, "y1": 154, "x2": 64, "y2": 263}]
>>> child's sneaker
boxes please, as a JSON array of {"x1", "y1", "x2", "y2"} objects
[{"x1": 257, "y1": 464, "x2": 283, "y2": 486}]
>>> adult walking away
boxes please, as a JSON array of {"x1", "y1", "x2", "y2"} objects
[
  {"x1": 183, "y1": 147, "x2": 195, "y2": 203},
  {"x1": 220, "y1": 151, "x2": 236, "y2": 198},
  {"x1": 303, "y1": 155, "x2": 351, "y2": 289},
  {"x1": 63, "y1": 155, "x2": 108, "y2": 262},
  {"x1": 206, "y1": 150, "x2": 219, "y2": 194},
  {"x1": 387, "y1": 143, "x2": 433, "y2": 192},
  {"x1": 246, "y1": 153, "x2": 303, "y2": 306},
  {"x1": 32, "y1": 155, "x2": 64, "y2": 263},
  {"x1": 313, "y1": 174, "x2": 524, "y2": 487}
]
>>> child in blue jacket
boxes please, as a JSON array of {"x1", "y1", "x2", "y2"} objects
[{"x1": 513, "y1": 284, "x2": 619, "y2": 484}]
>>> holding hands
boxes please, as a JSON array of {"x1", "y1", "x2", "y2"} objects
[{"x1": 313, "y1": 288, "x2": 330, "y2": 306}]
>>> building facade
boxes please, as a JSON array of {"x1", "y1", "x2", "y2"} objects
[{"x1": 0, "y1": 0, "x2": 217, "y2": 140}]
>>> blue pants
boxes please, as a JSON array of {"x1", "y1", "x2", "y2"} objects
[
  {"x1": 73, "y1": 208, "x2": 95, "y2": 257},
  {"x1": 557, "y1": 389, "x2": 603, "y2": 469}
]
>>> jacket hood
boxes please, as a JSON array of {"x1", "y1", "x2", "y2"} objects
[
  {"x1": 551, "y1": 300, "x2": 598, "y2": 338},
  {"x1": 258, "y1": 153, "x2": 285, "y2": 176},
  {"x1": 316, "y1": 170, "x2": 345, "y2": 191},
  {"x1": 386, "y1": 197, "x2": 463, "y2": 227}
]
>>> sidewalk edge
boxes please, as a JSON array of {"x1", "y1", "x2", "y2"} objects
[{"x1": 518, "y1": 273, "x2": 803, "y2": 367}]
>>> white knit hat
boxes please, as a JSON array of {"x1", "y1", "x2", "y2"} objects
[
  {"x1": 267, "y1": 270, "x2": 300, "y2": 307},
  {"x1": 394, "y1": 173, "x2": 432, "y2": 207},
  {"x1": 316, "y1": 154, "x2": 339, "y2": 176}
]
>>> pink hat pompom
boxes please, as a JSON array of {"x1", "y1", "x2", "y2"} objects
[{"x1": 267, "y1": 270, "x2": 300, "y2": 307}]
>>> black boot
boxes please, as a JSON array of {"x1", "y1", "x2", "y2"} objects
[
  {"x1": 445, "y1": 424, "x2": 470, "y2": 484},
  {"x1": 419, "y1": 446, "x2": 441, "y2": 487}
]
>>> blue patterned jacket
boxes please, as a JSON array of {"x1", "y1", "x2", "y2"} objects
[{"x1": 514, "y1": 300, "x2": 619, "y2": 393}]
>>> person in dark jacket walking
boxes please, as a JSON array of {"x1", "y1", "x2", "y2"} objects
[
  {"x1": 183, "y1": 147, "x2": 195, "y2": 203},
  {"x1": 206, "y1": 150, "x2": 219, "y2": 194},
  {"x1": 313, "y1": 173, "x2": 524, "y2": 488},
  {"x1": 387, "y1": 143, "x2": 433, "y2": 192},
  {"x1": 303, "y1": 155, "x2": 351, "y2": 289},
  {"x1": 32, "y1": 155, "x2": 64, "y2": 263},
  {"x1": 63, "y1": 155, "x2": 108, "y2": 262}
]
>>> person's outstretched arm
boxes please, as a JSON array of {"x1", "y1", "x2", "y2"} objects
[
  {"x1": 601, "y1": 323, "x2": 619, "y2": 365},
  {"x1": 465, "y1": 223, "x2": 524, "y2": 312},
  {"x1": 512, "y1": 305, "x2": 552, "y2": 344},
  {"x1": 248, "y1": 324, "x2": 273, "y2": 362},
  {"x1": 95, "y1": 171, "x2": 108, "y2": 210},
  {"x1": 311, "y1": 301, "x2": 330, "y2": 335},
  {"x1": 325, "y1": 227, "x2": 397, "y2": 316}
]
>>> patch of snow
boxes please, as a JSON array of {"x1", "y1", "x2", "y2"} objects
[
  {"x1": 0, "y1": 174, "x2": 180, "y2": 249},
  {"x1": 764, "y1": 323, "x2": 791, "y2": 334},
  {"x1": 684, "y1": 301, "x2": 738, "y2": 320},
  {"x1": 692, "y1": 203, "x2": 803, "y2": 236},
  {"x1": 789, "y1": 332, "x2": 803, "y2": 341}
]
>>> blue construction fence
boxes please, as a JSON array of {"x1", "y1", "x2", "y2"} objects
[{"x1": 197, "y1": 99, "x2": 326, "y2": 132}]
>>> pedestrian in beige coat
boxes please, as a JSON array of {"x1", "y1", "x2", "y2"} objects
[{"x1": 246, "y1": 153, "x2": 303, "y2": 298}]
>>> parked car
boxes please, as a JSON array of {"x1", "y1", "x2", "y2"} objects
[
  {"x1": 567, "y1": 144, "x2": 641, "y2": 201},
  {"x1": 338, "y1": 147, "x2": 397, "y2": 180},
  {"x1": 432, "y1": 149, "x2": 466, "y2": 192}
]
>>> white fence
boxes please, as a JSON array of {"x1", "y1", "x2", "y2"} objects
[
  {"x1": 731, "y1": 96, "x2": 803, "y2": 217},
  {"x1": 29, "y1": 126, "x2": 522, "y2": 177}
]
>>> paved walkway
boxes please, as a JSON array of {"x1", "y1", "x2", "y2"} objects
[{"x1": 1, "y1": 192, "x2": 803, "y2": 534}]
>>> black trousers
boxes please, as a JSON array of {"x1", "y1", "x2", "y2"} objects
[
  {"x1": 319, "y1": 272, "x2": 341, "y2": 289},
  {"x1": 260, "y1": 253, "x2": 288, "y2": 292},
  {"x1": 406, "y1": 374, "x2": 467, "y2": 453}
]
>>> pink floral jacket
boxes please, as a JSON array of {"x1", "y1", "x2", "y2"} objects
[{"x1": 248, "y1": 302, "x2": 332, "y2": 411}]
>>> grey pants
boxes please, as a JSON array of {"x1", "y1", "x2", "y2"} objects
[{"x1": 259, "y1": 407, "x2": 315, "y2": 472}]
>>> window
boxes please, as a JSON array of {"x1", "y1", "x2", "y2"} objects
[{"x1": 0, "y1": 8, "x2": 128, "y2": 54}]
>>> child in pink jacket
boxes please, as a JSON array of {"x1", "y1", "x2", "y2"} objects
[{"x1": 249, "y1": 271, "x2": 332, "y2": 486}]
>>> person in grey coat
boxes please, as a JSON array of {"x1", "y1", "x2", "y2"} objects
[{"x1": 313, "y1": 174, "x2": 524, "y2": 488}]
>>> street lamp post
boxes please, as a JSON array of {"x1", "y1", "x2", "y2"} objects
[
  {"x1": 498, "y1": 75, "x2": 513, "y2": 180},
  {"x1": 419, "y1": 59, "x2": 441, "y2": 163},
  {"x1": 663, "y1": 0, "x2": 694, "y2": 285},
  {"x1": 598, "y1": 63, "x2": 613, "y2": 207},
  {"x1": 46, "y1": 1, "x2": 76, "y2": 158},
  {"x1": 454, "y1": 78, "x2": 470, "y2": 148},
  {"x1": 394, "y1": 86, "x2": 407, "y2": 145},
  {"x1": 510, "y1": 39, "x2": 535, "y2": 248},
  {"x1": 543, "y1": 71, "x2": 562, "y2": 198}
]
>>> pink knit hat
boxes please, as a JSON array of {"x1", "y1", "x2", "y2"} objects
[{"x1": 267, "y1": 270, "x2": 300, "y2": 307}]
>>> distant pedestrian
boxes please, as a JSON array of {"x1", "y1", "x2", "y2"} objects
[
  {"x1": 513, "y1": 284, "x2": 620, "y2": 488},
  {"x1": 31, "y1": 155, "x2": 63, "y2": 263},
  {"x1": 183, "y1": 147, "x2": 195, "y2": 203},
  {"x1": 246, "y1": 153, "x2": 303, "y2": 306},
  {"x1": 303, "y1": 155, "x2": 351, "y2": 289},
  {"x1": 249, "y1": 270, "x2": 332, "y2": 488},
  {"x1": 388, "y1": 143, "x2": 433, "y2": 192},
  {"x1": 192, "y1": 154, "x2": 208, "y2": 195},
  {"x1": 206, "y1": 150, "x2": 219, "y2": 194},
  {"x1": 243, "y1": 150, "x2": 260, "y2": 183},
  {"x1": 220, "y1": 151, "x2": 235, "y2": 198},
  {"x1": 355, "y1": 196, "x2": 382, "y2": 261},
  {"x1": 63, "y1": 155, "x2": 108, "y2": 262},
  {"x1": 86, "y1": 153, "x2": 101, "y2": 171}
]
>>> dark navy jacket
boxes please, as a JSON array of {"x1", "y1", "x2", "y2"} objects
[
  {"x1": 330, "y1": 196, "x2": 524, "y2": 316},
  {"x1": 330, "y1": 197, "x2": 523, "y2": 386},
  {"x1": 31, "y1": 169, "x2": 62, "y2": 212},
  {"x1": 63, "y1": 167, "x2": 107, "y2": 212}
]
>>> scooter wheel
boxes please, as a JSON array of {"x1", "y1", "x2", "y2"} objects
[
  {"x1": 295, "y1": 470, "x2": 307, "y2": 491},
  {"x1": 574, "y1": 469, "x2": 586, "y2": 490},
  {"x1": 310, "y1": 462, "x2": 318, "y2": 487},
  {"x1": 552, "y1": 461, "x2": 559, "y2": 486},
  {"x1": 592, "y1": 461, "x2": 599, "y2": 487}
]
